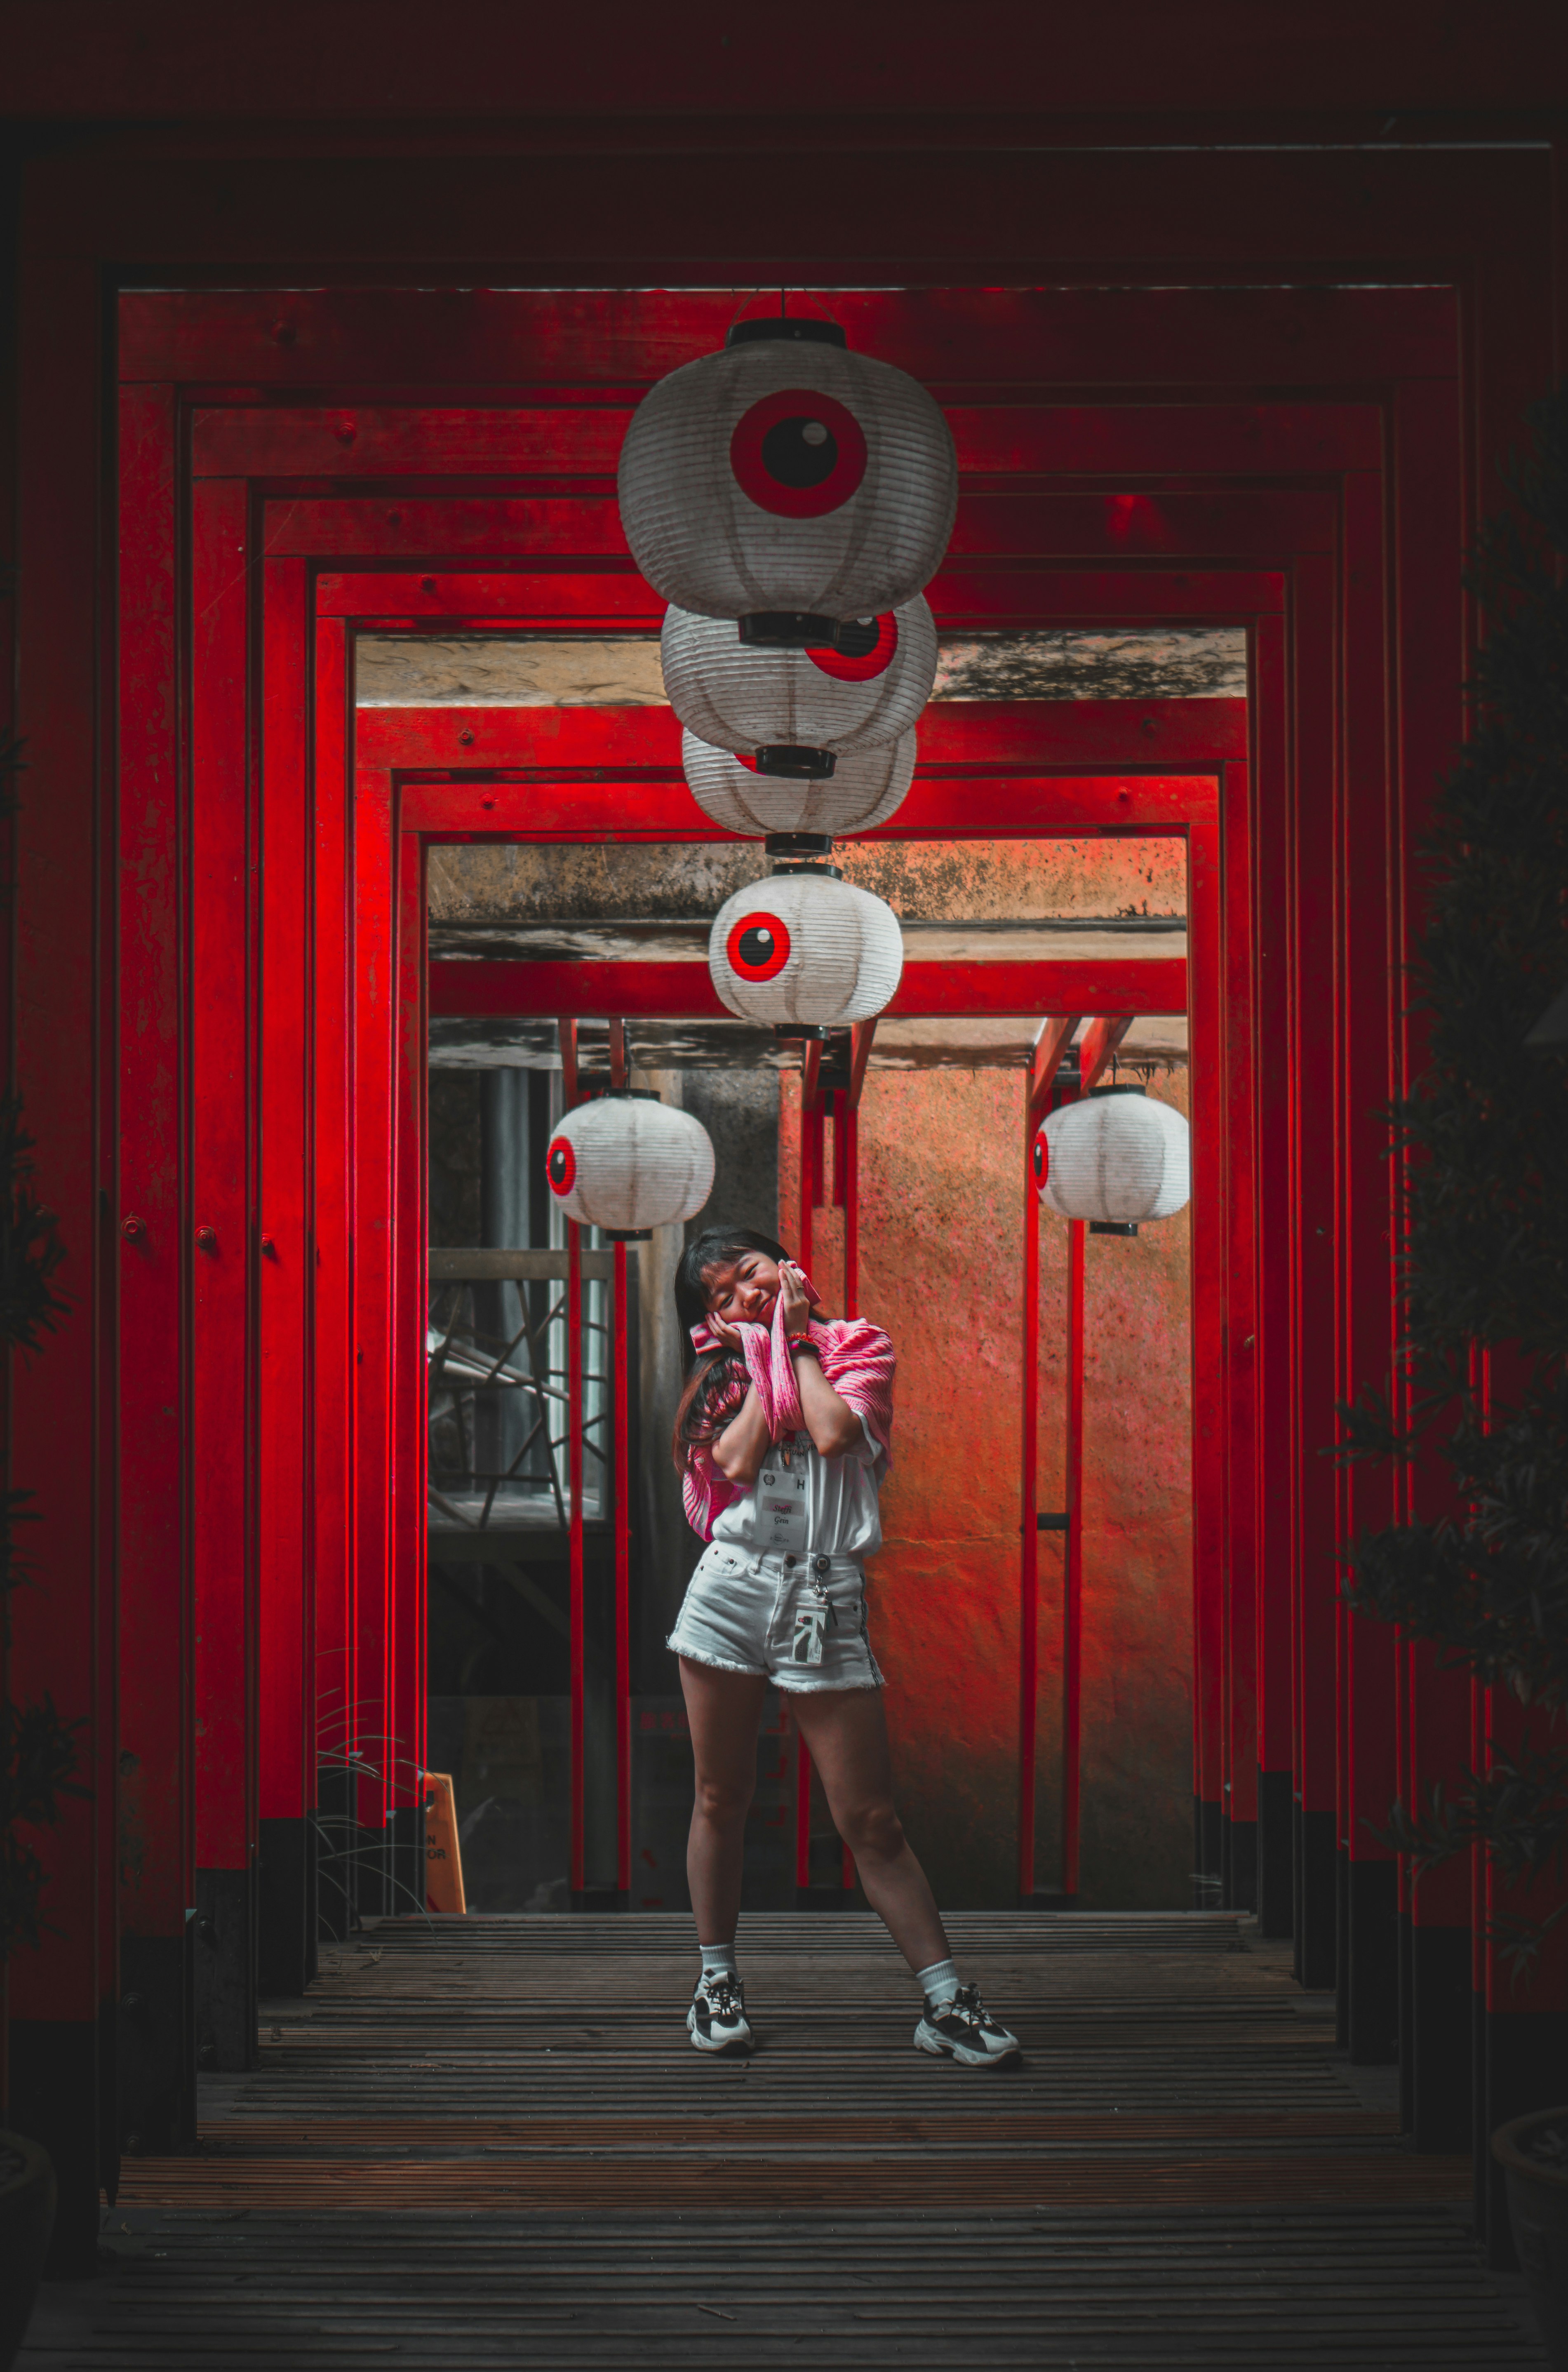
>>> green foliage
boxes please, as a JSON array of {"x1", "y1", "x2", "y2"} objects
[
  {"x1": 1340, "y1": 386, "x2": 1568, "y2": 1957},
  {"x1": 0, "y1": 1697, "x2": 87, "y2": 1957},
  {"x1": 0, "y1": 728, "x2": 84, "y2": 1961},
  {"x1": 0, "y1": 1097, "x2": 68, "y2": 1359}
]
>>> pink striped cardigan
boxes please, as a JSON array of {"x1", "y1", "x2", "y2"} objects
[{"x1": 680, "y1": 1293, "x2": 896, "y2": 1542}]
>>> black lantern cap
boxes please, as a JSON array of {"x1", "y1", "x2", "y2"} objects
[
  {"x1": 1088, "y1": 1083, "x2": 1147, "y2": 1097},
  {"x1": 773, "y1": 1023, "x2": 829, "y2": 1041},
  {"x1": 740, "y1": 613, "x2": 879, "y2": 656},
  {"x1": 764, "y1": 832, "x2": 835, "y2": 860},
  {"x1": 771, "y1": 858, "x2": 842, "y2": 881},
  {"x1": 754, "y1": 744, "x2": 837, "y2": 779},
  {"x1": 726, "y1": 317, "x2": 846, "y2": 350},
  {"x1": 1090, "y1": 1221, "x2": 1140, "y2": 1237}
]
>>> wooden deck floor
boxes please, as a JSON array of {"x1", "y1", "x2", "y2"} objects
[{"x1": 20, "y1": 1912, "x2": 1546, "y2": 2367}]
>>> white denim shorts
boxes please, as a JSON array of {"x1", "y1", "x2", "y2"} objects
[{"x1": 668, "y1": 1542, "x2": 885, "y2": 1694}]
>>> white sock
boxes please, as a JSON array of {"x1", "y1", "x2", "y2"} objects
[
  {"x1": 917, "y1": 1956, "x2": 960, "y2": 2008},
  {"x1": 699, "y1": 1940, "x2": 737, "y2": 1982}
]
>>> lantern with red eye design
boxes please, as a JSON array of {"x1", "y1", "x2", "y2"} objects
[
  {"x1": 662, "y1": 596, "x2": 936, "y2": 766},
  {"x1": 543, "y1": 1094, "x2": 715, "y2": 1233},
  {"x1": 1031, "y1": 1131, "x2": 1048, "y2": 1188},
  {"x1": 617, "y1": 318, "x2": 956, "y2": 625},
  {"x1": 709, "y1": 869, "x2": 903, "y2": 1027},
  {"x1": 682, "y1": 726, "x2": 915, "y2": 840},
  {"x1": 805, "y1": 611, "x2": 899, "y2": 683},
  {"x1": 546, "y1": 1135, "x2": 576, "y2": 1197},
  {"x1": 728, "y1": 388, "x2": 867, "y2": 520},
  {"x1": 725, "y1": 911, "x2": 791, "y2": 982}
]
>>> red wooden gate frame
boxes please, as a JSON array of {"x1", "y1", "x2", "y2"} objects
[
  {"x1": 250, "y1": 396, "x2": 1397, "y2": 1992},
  {"x1": 21, "y1": 256, "x2": 1554, "y2": 2264}
]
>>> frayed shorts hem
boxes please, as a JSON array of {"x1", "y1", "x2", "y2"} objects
[
  {"x1": 668, "y1": 1637, "x2": 885, "y2": 1693},
  {"x1": 773, "y1": 1671, "x2": 885, "y2": 1695},
  {"x1": 665, "y1": 1638, "x2": 766, "y2": 1677}
]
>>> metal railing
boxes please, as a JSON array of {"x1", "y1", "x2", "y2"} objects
[{"x1": 427, "y1": 1247, "x2": 614, "y2": 1535}]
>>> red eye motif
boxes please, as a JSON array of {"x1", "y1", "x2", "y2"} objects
[
  {"x1": 807, "y1": 612, "x2": 898, "y2": 684},
  {"x1": 729, "y1": 388, "x2": 867, "y2": 520},
  {"x1": 546, "y1": 1137, "x2": 576, "y2": 1196},
  {"x1": 725, "y1": 912, "x2": 792, "y2": 982},
  {"x1": 1032, "y1": 1133, "x2": 1048, "y2": 1185}
]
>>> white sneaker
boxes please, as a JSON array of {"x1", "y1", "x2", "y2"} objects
[
  {"x1": 687, "y1": 1970, "x2": 752, "y2": 2056},
  {"x1": 915, "y1": 1982, "x2": 1021, "y2": 2066}
]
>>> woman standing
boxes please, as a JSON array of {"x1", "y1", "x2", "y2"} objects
[{"x1": 668, "y1": 1225, "x2": 1020, "y2": 2067}]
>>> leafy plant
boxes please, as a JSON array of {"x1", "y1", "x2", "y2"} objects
[
  {"x1": 0, "y1": 733, "x2": 85, "y2": 1963},
  {"x1": 1338, "y1": 386, "x2": 1568, "y2": 1964}
]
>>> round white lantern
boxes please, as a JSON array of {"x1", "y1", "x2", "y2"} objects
[
  {"x1": 1033, "y1": 1086, "x2": 1190, "y2": 1225},
  {"x1": 663, "y1": 597, "x2": 936, "y2": 764},
  {"x1": 618, "y1": 318, "x2": 957, "y2": 625},
  {"x1": 708, "y1": 869, "x2": 903, "y2": 1027},
  {"x1": 682, "y1": 726, "x2": 915, "y2": 840},
  {"x1": 545, "y1": 1093, "x2": 714, "y2": 1233}
]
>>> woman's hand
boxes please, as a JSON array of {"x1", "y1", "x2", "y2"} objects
[
  {"x1": 778, "y1": 1259, "x2": 818, "y2": 1340},
  {"x1": 707, "y1": 1310, "x2": 745, "y2": 1354}
]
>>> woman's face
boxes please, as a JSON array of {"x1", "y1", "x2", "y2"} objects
[{"x1": 702, "y1": 1249, "x2": 781, "y2": 1333}]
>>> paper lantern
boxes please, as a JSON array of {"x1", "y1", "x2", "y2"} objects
[
  {"x1": 682, "y1": 726, "x2": 915, "y2": 840},
  {"x1": 663, "y1": 597, "x2": 936, "y2": 767},
  {"x1": 545, "y1": 1093, "x2": 714, "y2": 1233},
  {"x1": 708, "y1": 868, "x2": 903, "y2": 1027},
  {"x1": 1033, "y1": 1086, "x2": 1190, "y2": 1225},
  {"x1": 618, "y1": 317, "x2": 957, "y2": 628}
]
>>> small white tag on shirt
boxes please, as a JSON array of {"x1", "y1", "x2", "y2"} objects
[{"x1": 757, "y1": 1453, "x2": 808, "y2": 1552}]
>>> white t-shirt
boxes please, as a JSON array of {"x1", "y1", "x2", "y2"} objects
[{"x1": 710, "y1": 1414, "x2": 886, "y2": 1561}]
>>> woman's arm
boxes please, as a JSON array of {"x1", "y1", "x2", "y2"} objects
[
  {"x1": 712, "y1": 1380, "x2": 773, "y2": 1485},
  {"x1": 790, "y1": 1345, "x2": 865, "y2": 1459},
  {"x1": 778, "y1": 1260, "x2": 863, "y2": 1460}
]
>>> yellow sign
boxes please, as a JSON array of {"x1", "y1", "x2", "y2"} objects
[{"x1": 422, "y1": 1771, "x2": 466, "y2": 1914}]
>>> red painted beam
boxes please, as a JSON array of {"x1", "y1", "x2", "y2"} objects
[
  {"x1": 362, "y1": 698, "x2": 1244, "y2": 776},
  {"x1": 430, "y1": 957, "x2": 1187, "y2": 1022},
  {"x1": 1026, "y1": 1015, "x2": 1079, "y2": 1136},
  {"x1": 1077, "y1": 1015, "x2": 1135, "y2": 1094}
]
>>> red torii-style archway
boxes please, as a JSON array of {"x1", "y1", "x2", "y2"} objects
[
  {"x1": 397, "y1": 722, "x2": 1212, "y2": 1914},
  {"x1": 15, "y1": 263, "x2": 1549, "y2": 2266}
]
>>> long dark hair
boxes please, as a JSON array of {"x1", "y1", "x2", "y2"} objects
[{"x1": 670, "y1": 1225, "x2": 791, "y2": 1470}]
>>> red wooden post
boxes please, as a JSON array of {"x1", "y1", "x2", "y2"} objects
[
  {"x1": 310, "y1": 613, "x2": 355, "y2": 1941},
  {"x1": 842, "y1": 1020, "x2": 874, "y2": 1322},
  {"x1": 559, "y1": 1021, "x2": 585, "y2": 1897},
  {"x1": 115, "y1": 380, "x2": 192, "y2": 2153},
  {"x1": 350, "y1": 755, "x2": 397, "y2": 1894},
  {"x1": 1220, "y1": 759, "x2": 1265, "y2": 1923},
  {"x1": 1187, "y1": 820, "x2": 1234, "y2": 1907},
  {"x1": 190, "y1": 475, "x2": 259, "y2": 2057},
  {"x1": 7, "y1": 249, "x2": 113, "y2": 2270},
  {"x1": 390, "y1": 823, "x2": 429, "y2": 1909},
  {"x1": 1020, "y1": 1016, "x2": 1076, "y2": 1903},
  {"x1": 614, "y1": 1238, "x2": 632, "y2": 1898},
  {"x1": 1019, "y1": 1103, "x2": 1040, "y2": 1904},
  {"x1": 610, "y1": 1018, "x2": 632, "y2": 1897},
  {"x1": 795, "y1": 1049, "x2": 820, "y2": 1894},
  {"x1": 258, "y1": 556, "x2": 313, "y2": 1990},
  {"x1": 1063, "y1": 1216, "x2": 1086, "y2": 1904}
]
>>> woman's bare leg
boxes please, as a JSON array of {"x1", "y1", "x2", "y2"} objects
[
  {"x1": 791, "y1": 1687, "x2": 950, "y2": 1974},
  {"x1": 677, "y1": 1657, "x2": 769, "y2": 1944}
]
